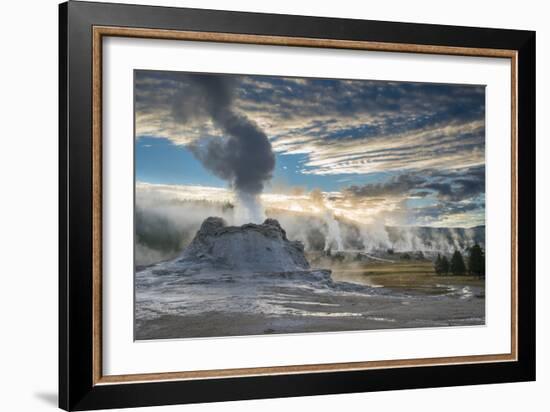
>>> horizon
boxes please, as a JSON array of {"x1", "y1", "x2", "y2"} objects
[{"x1": 135, "y1": 181, "x2": 485, "y2": 230}]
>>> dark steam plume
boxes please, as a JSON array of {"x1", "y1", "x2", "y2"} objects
[{"x1": 169, "y1": 73, "x2": 275, "y2": 221}]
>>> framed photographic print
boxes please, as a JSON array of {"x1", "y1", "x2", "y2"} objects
[{"x1": 59, "y1": 1, "x2": 536, "y2": 410}]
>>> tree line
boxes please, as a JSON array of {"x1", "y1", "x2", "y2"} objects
[{"x1": 434, "y1": 244, "x2": 485, "y2": 277}]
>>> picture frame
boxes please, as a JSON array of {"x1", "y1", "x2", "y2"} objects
[{"x1": 59, "y1": 1, "x2": 536, "y2": 410}]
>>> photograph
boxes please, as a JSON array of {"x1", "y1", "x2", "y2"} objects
[{"x1": 134, "y1": 70, "x2": 487, "y2": 340}]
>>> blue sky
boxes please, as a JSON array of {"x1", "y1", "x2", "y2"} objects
[
  {"x1": 136, "y1": 136, "x2": 385, "y2": 192},
  {"x1": 135, "y1": 71, "x2": 485, "y2": 227}
]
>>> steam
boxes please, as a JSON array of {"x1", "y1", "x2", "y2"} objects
[
  {"x1": 135, "y1": 184, "x2": 485, "y2": 265},
  {"x1": 172, "y1": 73, "x2": 275, "y2": 223},
  {"x1": 309, "y1": 189, "x2": 344, "y2": 252},
  {"x1": 359, "y1": 222, "x2": 391, "y2": 251},
  {"x1": 323, "y1": 212, "x2": 344, "y2": 252},
  {"x1": 236, "y1": 191, "x2": 265, "y2": 224}
]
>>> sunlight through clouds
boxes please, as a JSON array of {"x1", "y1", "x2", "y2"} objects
[{"x1": 135, "y1": 71, "x2": 485, "y2": 228}]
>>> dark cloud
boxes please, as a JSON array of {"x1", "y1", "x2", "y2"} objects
[
  {"x1": 345, "y1": 174, "x2": 425, "y2": 198},
  {"x1": 422, "y1": 166, "x2": 485, "y2": 201},
  {"x1": 341, "y1": 166, "x2": 485, "y2": 226},
  {"x1": 138, "y1": 71, "x2": 276, "y2": 197},
  {"x1": 422, "y1": 179, "x2": 485, "y2": 202},
  {"x1": 412, "y1": 191, "x2": 432, "y2": 198},
  {"x1": 344, "y1": 166, "x2": 485, "y2": 202},
  {"x1": 409, "y1": 199, "x2": 485, "y2": 226}
]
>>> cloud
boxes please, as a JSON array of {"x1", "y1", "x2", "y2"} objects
[
  {"x1": 275, "y1": 120, "x2": 484, "y2": 175},
  {"x1": 345, "y1": 166, "x2": 485, "y2": 201},
  {"x1": 341, "y1": 166, "x2": 485, "y2": 227},
  {"x1": 135, "y1": 72, "x2": 485, "y2": 176},
  {"x1": 422, "y1": 166, "x2": 485, "y2": 201},
  {"x1": 345, "y1": 174, "x2": 426, "y2": 198},
  {"x1": 410, "y1": 199, "x2": 485, "y2": 227}
]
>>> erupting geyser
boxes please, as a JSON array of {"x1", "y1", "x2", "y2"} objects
[{"x1": 172, "y1": 73, "x2": 275, "y2": 223}]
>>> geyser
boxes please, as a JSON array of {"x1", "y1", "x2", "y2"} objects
[
  {"x1": 178, "y1": 217, "x2": 311, "y2": 273},
  {"x1": 171, "y1": 73, "x2": 275, "y2": 223}
]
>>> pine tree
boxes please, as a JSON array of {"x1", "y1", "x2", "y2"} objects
[
  {"x1": 468, "y1": 244, "x2": 485, "y2": 277},
  {"x1": 441, "y1": 255, "x2": 450, "y2": 274},
  {"x1": 434, "y1": 253, "x2": 442, "y2": 274},
  {"x1": 450, "y1": 250, "x2": 466, "y2": 275}
]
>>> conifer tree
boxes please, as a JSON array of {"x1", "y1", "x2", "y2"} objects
[
  {"x1": 441, "y1": 255, "x2": 450, "y2": 274},
  {"x1": 450, "y1": 250, "x2": 466, "y2": 275},
  {"x1": 434, "y1": 253, "x2": 442, "y2": 274},
  {"x1": 468, "y1": 244, "x2": 485, "y2": 277}
]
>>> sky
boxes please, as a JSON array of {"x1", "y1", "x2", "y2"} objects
[{"x1": 135, "y1": 70, "x2": 485, "y2": 228}]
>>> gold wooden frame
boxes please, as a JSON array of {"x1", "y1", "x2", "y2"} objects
[{"x1": 92, "y1": 26, "x2": 518, "y2": 386}]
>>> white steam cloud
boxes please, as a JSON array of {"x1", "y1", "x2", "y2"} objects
[{"x1": 135, "y1": 183, "x2": 484, "y2": 266}]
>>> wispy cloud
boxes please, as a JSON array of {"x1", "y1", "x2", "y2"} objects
[{"x1": 135, "y1": 72, "x2": 485, "y2": 176}]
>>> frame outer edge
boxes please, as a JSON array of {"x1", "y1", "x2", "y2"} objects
[
  {"x1": 59, "y1": 2, "x2": 69, "y2": 410},
  {"x1": 517, "y1": 31, "x2": 536, "y2": 380},
  {"x1": 67, "y1": 1, "x2": 96, "y2": 409},
  {"x1": 62, "y1": 1, "x2": 535, "y2": 409}
]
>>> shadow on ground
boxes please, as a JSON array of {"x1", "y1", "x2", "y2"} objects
[{"x1": 34, "y1": 392, "x2": 57, "y2": 407}]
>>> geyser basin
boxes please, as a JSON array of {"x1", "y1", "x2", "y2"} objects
[{"x1": 135, "y1": 217, "x2": 485, "y2": 340}]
